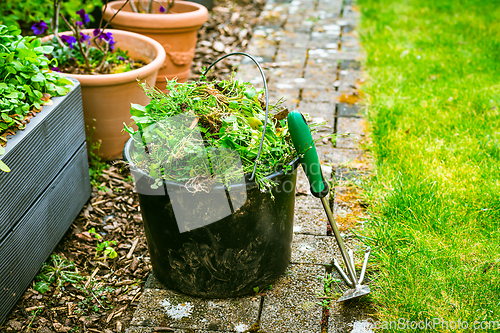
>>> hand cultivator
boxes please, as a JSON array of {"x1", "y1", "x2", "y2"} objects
[{"x1": 288, "y1": 111, "x2": 371, "y2": 302}]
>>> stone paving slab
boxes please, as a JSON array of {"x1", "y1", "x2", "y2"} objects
[
  {"x1": 130, "y1": 288, "x2": 260, "y2": 331},
  {"x1": 318, "y1": 147, "x2": 365, "y2": 167},
  {"x1": 337, "y1": 103, "x2": 361, "y2": 117},
  {"x1": 260, "y1": 264, "x2": 324, "y2": 333},
  {"x1": 291, "y1": 234, "x2": 341, "y2": 265},
  {"x1": 126, "y1": 328, "x2": 221, "y2": 333},
  {"x1": 301, "y1": 87, "x2": 338, "y2": 103},
  {"x1": 294, "y1": 208, "x2": 328, "y2": 235},
  {"x1": 336, "y1": 117, "x2": 365, "y2": 149}
]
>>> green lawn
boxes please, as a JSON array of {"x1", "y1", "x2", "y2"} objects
[{"x1": 357, "y1": 0, "x2": 500, "y2": 329}]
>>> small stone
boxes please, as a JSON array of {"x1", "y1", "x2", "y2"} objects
[
  {"x1": 9, "y1": 320, "x2": 23, "y2": 330},
  {"x1": 39, "y1": 327, "x2": 52, "y2": 333},
  {"x1": 116, "y1": 321, "x2": 122, "y2": 332},
  {"x1": 212, "y1": 41, "x2": 225, "y2": 52}
]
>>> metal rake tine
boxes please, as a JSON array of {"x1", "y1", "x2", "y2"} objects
[
  {"x1": 333, "y1": 258, "x2": 354, "y2": 287},
  {"x1": 358, "y1": 247, "x2": 372, "y2": 285},
  {"x1": 348, "y1": 248, "x2": 357, "y2": 281}
]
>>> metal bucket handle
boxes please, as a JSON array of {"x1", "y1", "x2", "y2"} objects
[{"x1": 202, "y1": 52, "x2": 269, "y2": 182}]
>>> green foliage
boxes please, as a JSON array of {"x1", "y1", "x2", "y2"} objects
[
  {"x1": 87, "y1": 132, "x2": 109, "y2": 189},
  {"x1": 74, "y1": 284, "x2": 115, "y2": 315},
  {"x1": 34, "y1": 255, "x2": 84, "y2": 293},
  {"x1": 125, "y1": 78, "x2": 298, "y2": 192},
  {"x1": 358, "y1": 0, "x2": 500, "y2": 325},
  {"x1": 0, "y1": 25, "x2": 73, "y2": 146},
  {"x1": 316, "y1": 273, "x2": 341, "y2": 308},
  {"x1": 0, "y1": 0, "x2": 103, "y2": 34},
  {"x1": 88, "y1": 228, "x2": 118, "y2": 260},
  {"x1": 46, "y1": 38, "x2": 136, "y2": 74}
]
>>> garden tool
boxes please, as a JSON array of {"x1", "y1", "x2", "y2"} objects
[{"x1": 287, "y1": 110, "x2": 371, "y2": 302}]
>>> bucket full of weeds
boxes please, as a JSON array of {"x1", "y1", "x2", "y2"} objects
[{"x1": 123, "y1": 53, "x2": 300, "y2": 297}]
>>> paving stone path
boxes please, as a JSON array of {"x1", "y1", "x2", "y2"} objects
[{"x1": 126, "y1": 0, "x2": 376, "y2": 331}]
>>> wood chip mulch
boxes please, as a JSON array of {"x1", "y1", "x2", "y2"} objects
[{"x1": 1, "y1": 0, "x2": 265, "y2": 331}]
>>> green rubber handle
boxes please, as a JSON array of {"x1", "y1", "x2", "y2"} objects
[{"x1": 287, "y1": 111, "x2": 329, "y2": 198}]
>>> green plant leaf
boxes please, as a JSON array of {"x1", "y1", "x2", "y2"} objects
[
  {"x1": 130, "y1": 103, "x2": 147, "y2": 116},
  {"x1": 31, "y1": 72, "x2": 45, "y2": 83},
  {"x1": 0, "y1": 160, "x2": 11, "y2": 173},
  {"x1": 34, "y1": 280, "x2": 51, "y2": 294}
]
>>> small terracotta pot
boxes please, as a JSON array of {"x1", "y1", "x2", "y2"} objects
[
  {"x1": 44, "y1": 29, "x2": 166, "y2": 160},
  {"x1": 102, "y1": 0, "x2": 208, "y2": 88}
]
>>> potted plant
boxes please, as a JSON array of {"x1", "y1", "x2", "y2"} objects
[
  {"x1": 0, "y1": 25, "x2": 90, "y2": 323},
  {"x1": 38, "y1": 0, "x2": 166, "y2": 159},
  {"x1": 122, "y1": 55, "x2": 302, "y2": 297},
  {"x1": 102, "y1": 0, "x2": 208, "y2": 88}
]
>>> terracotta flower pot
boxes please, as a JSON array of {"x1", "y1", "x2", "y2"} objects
[
  {"x1": 44, "y1": 29, "x2": 166, "y2": 160},
  {"x1": 102, "y1": 0, "x2": 208, "y2": 88}
]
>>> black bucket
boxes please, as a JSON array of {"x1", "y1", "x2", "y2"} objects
[{"x1": 124, "y1": 139, "x2": 299, "y2": 297}]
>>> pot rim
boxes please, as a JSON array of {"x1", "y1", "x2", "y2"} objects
[
  {"x1": 103, "y1": 0, "x2": 209, "y2": 29},
  {"x1": 123, "y1": 138, "x2": 299, "y2": 190},
  {"x1": 42, "y1": 29, "x2": 166, "y2": 86}
]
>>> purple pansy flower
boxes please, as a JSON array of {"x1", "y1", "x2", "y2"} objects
[
  {"x1": 61, "y1": 35, "x2": 77, "y2": 49},
  {"x1": 31, "y1": 21, "x2": 48, "y2": 35},
  {"x1": 51, "y1": 66, "x2": 60, "y2": 72},
  {"x1": 80, "y1": 32, "x2": 91, "y2": 44},
  {"x1": 76, "y1": 9, "x2": 90, "y2": 25},
  {"x1": 117, "y1": 55, "x2": 125, "y2": 61},
  {"x1": 159, "y1": 5, "x2": 166, "y2": 13}
]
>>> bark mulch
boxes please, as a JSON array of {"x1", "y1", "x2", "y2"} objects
[{"x1": 1, "y1": 0, "x2": 265, "y2": 331}]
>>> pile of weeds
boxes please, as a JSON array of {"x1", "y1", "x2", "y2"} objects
[{"x1": 125, "y1": 77, "x2": 298, "y2": 192}]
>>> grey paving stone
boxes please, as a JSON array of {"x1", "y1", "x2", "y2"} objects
[
  {"x1": 310, "y1": 31, "x2": 340, "y2": 48},
  {"x1": 337, "y1": 103, "x2": 361, "y2": 117},
  {"x1": 339, "y1": 60, "x2": 361, "y2": 70},
  {"x1": 342, "y1": 5, "x2": 361, "y2": 20},
  {"x1": 341, "y1": 35, "x2": 361, "y2": 52},
  {"x1": 318, "y1": 148, "x2": 365, "y2": 167},
  {"x1": 130, "y1": 289, "x2": 260, "y2": 331},
  {"x1": 274, "y1": 45, "x2": 308, "y2": 67},
  {"x1": 260, "y1": 264, "x2": 325, "y2": 333},
  {"x1": 297, "y1": 101, "x2": 335, "y2": 133},
  {"x1": 267, "y1": 66, "x2": 305, "y2": 83},
  {"x1": 258, "y1": 8, "x2": 288, "y2": 27},
  {"x1": 277, "y1": 33, "x2": 311, "y2": 48},
  {"x1": 126, "y1": 328, "x2": 222, "y2": 333},
  {"x1": 267, "y1": 87, "x2": 300, "y2": 110},
  {"x1": 244, "y1": 37, "x2": 278, "y2": 59},
  {"x1": 291, "y1": 234, "x2": 340, "y2": 265},
  {"x1": 317, "y1": 0, "x2": 343, "y2": 13},
  {"x1": 301, "y1": 87, "x2": 339, "y2": 103},
  {"x1": 338, "y1": 68, "x2": 362, "y2": 92},
  {"x1": 303, "y1": 71, "x2": 337, "y2": 90},
  {"x1": 329, "y1": 301, "x2": 375, "y2": 333},
  {"x1": 336, "y1": 117, "x2": 365, "y2": 149},
  {"x1": 234, "y1": 64, "x2": 270, "y2": 89},
  {"x1": 295, "y1": 194, "x2": 323, "y2": 210},
  {"x1": 294, "y1": 208, "x2": 328, "y2": 235}
]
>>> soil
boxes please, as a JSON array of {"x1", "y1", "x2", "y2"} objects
[{"x1": 0, "y1": 0, "x2": 265, "y2": 331}]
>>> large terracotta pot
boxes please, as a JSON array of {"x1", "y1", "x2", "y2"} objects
[
  {"x1": 45, "y1": 29, "x2": 166, "y2": 160},
  {"x1": 102, "y1": 0, "x2": 208, "y2": 88}
]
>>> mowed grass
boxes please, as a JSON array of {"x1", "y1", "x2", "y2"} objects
[{"x1": 357, "y1": 0, "x2": 500, "y2": 328}]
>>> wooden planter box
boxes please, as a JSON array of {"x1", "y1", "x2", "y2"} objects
[{"x1": 0, "y1": 78, "x2": 91, "y2": 322}]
